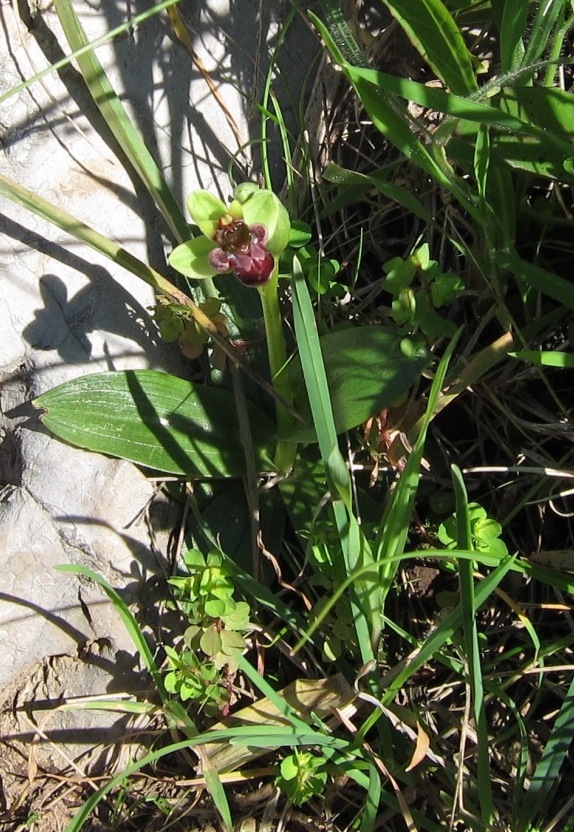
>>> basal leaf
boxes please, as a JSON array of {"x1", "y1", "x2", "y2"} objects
[
  {"x1": 33, "y1": 370, "x2": 274, "y2": 478},
  {"x1": 497, "y1": 86, "x2": 574, "y2": 142},
  {"x1": 286, "y1": 327, "x2": 429, "y2": 442}
]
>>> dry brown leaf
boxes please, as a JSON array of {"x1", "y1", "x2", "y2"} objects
[
  {"x1": 202, "y1": 675, "x2": 355, "y2": 773},
  {"x1": 405, "y1": 720, "x2": 431, "y2": 772}
]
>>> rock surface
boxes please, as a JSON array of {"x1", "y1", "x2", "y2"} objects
[{"x1": 0, "y1": 0, "x2": 315, "y2": 763}]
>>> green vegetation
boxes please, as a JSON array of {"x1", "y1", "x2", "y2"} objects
[{"x1": 2, "y1": 0, "x2": 574, "y2": 830}]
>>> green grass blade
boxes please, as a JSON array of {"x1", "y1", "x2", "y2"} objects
[
  {"x1": 523, "y1": 0, "x2": 568, "y2": 68},
  {"x1": 294, "y1": 544, "x2": 574, "y2": 668},
  {"x1": 516, "y1": 673, "x2": 574, "y2": 832},
  {"x1": 314, "y1": 0, "x2": 364, "y2": 65},
  {"x1": 55, "y1": 564, "x2": 242, "y2": 829},
  {"x1": 202, "y1": 766, "x2": 233, "y2": 830},
  {"x1": 361, "y1": 763, "x2": 382, "y2": 832},
  {"x1": 345, "y1": 65, "x2": 574, "y2": 160},
  {"x1": 56, "y1": 564, "x2": 163, "y2": 692},
  {"x1": 0, "y1": 172, "x2": 183, "y2": 300},
  {"x1": 473, "y1": 123, "x2": 490, "y2": 205},
  {"x1": 53, "y1": 0, "x2": 190, "y2": 244},
  {"x1": 64, "y1": 725, "x2": 343, "y2": 832},
  {"x1": 498, "y1": 1, "x2": 529, "y2": 71},
  {"x1": 381, "y1": 555, "x2": 516, "y2": 707},
  {"x1": 310, "y1": 11, "x2": 482, "y2": 219},
  {"x1": 55, "y1": 564, "x2": 197, "y2": 731},
  {"x1": 236, "y1": 654, "x2": 317, "y2": 734},
  {"x1": 382, "y1": 0, "x2": 478, "y2": 95},
  {"x1": 61, "y1": 699, "x2": 158, "y2": 715},
  {"x1": 343, "y1": 68, "x2": 459, "y2": 188},
  {"x1": 497, "y1": 250, "x2": 574, "y2": 310},
  {"x1": 323, "y1": 162, "x2": 433, "y2": 224},
  {"x1": 374, "y1": 331, "x2": 461, "y2": 602},
  {"x1": 290, "y1": 255, "x2": 346, "y2": 493},
  {"x1": 291, "y1": 255, "x2": 380, "y2": 661},
  {"x1": 259, "y1": 1, "x2": 299, "y2": 189},
  {"x1": 451, "y1": 465, "x2": 493, "y2": 825},
  {"x1": 511, "y1": 350, "x2": 574, "y2": 368},
  {"x1": 494, "y1": 686, "x2": 531, "y2": 825}
]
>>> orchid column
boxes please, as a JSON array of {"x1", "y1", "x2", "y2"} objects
[{"x1": 169, "y1": 185, "x2": 294, "y2": 474}]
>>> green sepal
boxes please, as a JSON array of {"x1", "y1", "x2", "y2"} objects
[
  {"x1": 233, "y1": 182, "x2": 259, "y2": 204},
  {"x1": 168, "y1": 236, "x2": 219, "y2": 279},
  {"x1": 187, "y1": 190, "x2": 228, "y2": 238},
  {"x1": 242, "y1": 190, "x2": 290, "y2": 255}
]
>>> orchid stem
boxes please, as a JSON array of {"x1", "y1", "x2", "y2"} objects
[{"x1": 259, "y1": 270, "x2": 296, "y2": 474}]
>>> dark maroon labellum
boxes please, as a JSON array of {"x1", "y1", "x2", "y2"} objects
[
  {"x1": 209, "y1": 218, "x2": 275, "y2": 286},
  {"x1": 229, "y1": 245, "x2": 275, "y2": 286}
]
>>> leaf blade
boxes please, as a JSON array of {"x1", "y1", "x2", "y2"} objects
[{"x1": 34, "y1": 370, "x2": 274, "y2": 478}]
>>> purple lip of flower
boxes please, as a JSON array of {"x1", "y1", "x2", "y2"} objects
[{"x1": 209, "y1": 220, "x2": 275, "y2": 286}]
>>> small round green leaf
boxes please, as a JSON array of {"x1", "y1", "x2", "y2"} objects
[{"x1": 200, "y1": 624, "x2": 222, "y2": 657}]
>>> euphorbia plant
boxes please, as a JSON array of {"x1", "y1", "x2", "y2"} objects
[{"x1": 169, "y1": 183, "x2": 296, "y2": 472}]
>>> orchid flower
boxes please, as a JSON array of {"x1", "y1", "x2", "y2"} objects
[
  {"x1": 168, "y1": 183, "x2": 295, "y2": 472},
  {"x1": 169, "y1": 184, "x2": 291, "y2": 287}
]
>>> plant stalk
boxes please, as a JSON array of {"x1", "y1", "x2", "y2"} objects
[{"x1": 259, "y1": 270, "x2": 296, "y2": 473}]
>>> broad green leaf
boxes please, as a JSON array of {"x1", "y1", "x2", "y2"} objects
[
  {"x1": 219, "y1": 629, "x2": 245, "y2": 654},
  {"x1": 497, "y1": 86, "x2": 574, "y2": 142},
  {"x1": 200, "y1": 625, "x2": 222, "y2": 657},
  {"x1": 204, "y1": 599, "x2": 227, "y2": 618},
  {"x1": 288, "y1": 220, "x2": 313, "y2": 248},
  {"x1": 33, "y1": 370, "x2": 274, "y2": 478},
  {"x1": 382, "y1": 0, "x2": 478, "y2": 95},
  {"x1": 286, "y1": 327, "x2": 429, "y2": 442}
]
